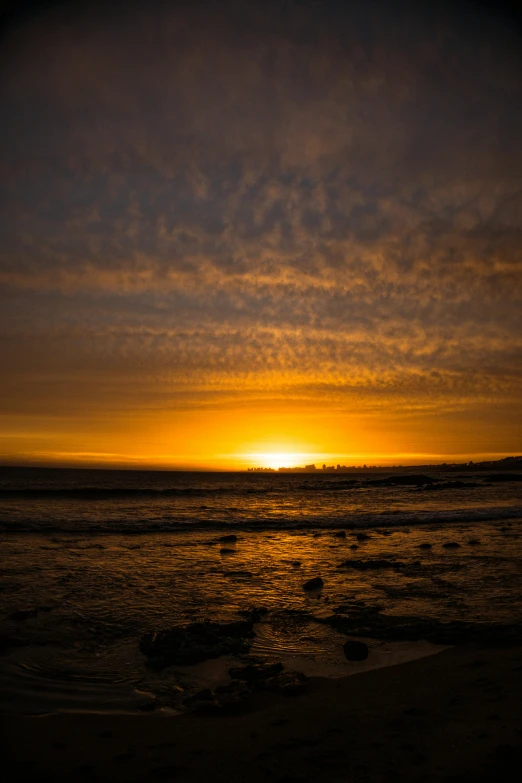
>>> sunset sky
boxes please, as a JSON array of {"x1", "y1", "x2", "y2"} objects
[{"x1": 1, "y1": 0, "x2": 521, "y2": 469}]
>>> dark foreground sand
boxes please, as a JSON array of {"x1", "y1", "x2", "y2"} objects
[{"x1": 2, "y1": 645, "x2": 522, "y2": 782}]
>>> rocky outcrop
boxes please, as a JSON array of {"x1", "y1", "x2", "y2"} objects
[
  {"x1": 229, "y1": 662, "x2": 284, "y2": 681},
  {"x1": 319, "y1": 606, "x2": 522, "y2": 647},
  {"x1": 343, "y1": 640, "x2": 369, "y2": 661},
  {"x1": 238, "y1": 606, "x2": 269, "y2": 623},
  {"x1": 139, "y1": 620, "x2": 255, "y2": 669},
  {"x1": 365, "y1": 474, "x2": 434, "y2": 487},
  {"x1": 337, "y1": 559, "x2": 405, "y2": 571},
  {"x1": 303, "y1": 577, "x2": 324, "y2": 590}
]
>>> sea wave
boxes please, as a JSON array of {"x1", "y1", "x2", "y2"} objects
[
  {"x1": 0, "y1": 487, "x2": 243, "y2": 499},
  {"x1": 1, "y1": 504, "x2": 521, "y2": 534}
]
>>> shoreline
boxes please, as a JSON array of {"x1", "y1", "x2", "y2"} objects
[{"x1": 3, "y1": 644, "x2": 522, "y2": 781}]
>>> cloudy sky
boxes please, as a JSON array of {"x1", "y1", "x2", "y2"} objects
[{"x1": 1, "y1": 0, "x2": 521, "y2": 468}]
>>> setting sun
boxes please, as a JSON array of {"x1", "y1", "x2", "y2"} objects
[{"x1": 247, "y1": 452, "x2": 310, "y2": 469}]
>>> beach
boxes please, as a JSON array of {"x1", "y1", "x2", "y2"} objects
[
  {"x1": 3, "y1": 643, "x2": 522, "y2": 782},
  {"x1": 1, "y1": 467, "x2": 522, "y2": 779}
]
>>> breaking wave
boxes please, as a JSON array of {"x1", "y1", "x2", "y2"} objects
[{"x1": 1, "y1": 504, "x2": 521, "y2": 534}]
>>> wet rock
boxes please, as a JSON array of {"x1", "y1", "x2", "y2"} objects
[
  {"x1": 265, "y1": 670, "x2": 307, "y2": 696},
  {"x1": 214, "y1": 685, "x2": 253, "y2": 713},
  {"x1": 220, "y1": 547, "x2": 235, "y2": 555},
  {"x1": 184, "y1": 681, "x2": 256, "y2": 715},
  {"x1": 334, "y1": 531, "x2": 346, "y2": 538},
  {"x1": 219, "y1": 534, "x2": 238, "y2": 543},
  {"x1": 139, "y1": 620, "x2": 255, "y2": 669},
  {"x1": 292, "y1": 561, "x2": 302, "y2": 567},
  {"x1": 229, "y1": 662, "x2": 284, "y2": 681},
  {"x1": 356, "y1": 532, "x2": 370, "y2": 541},
  {"x1": 486, "y1": 473, "x2": 522, "y2": 482},
  {"x1": 189, "y1": 688, "x2": 214, "y2": 701},
  {"x1": 303, "y1": 576, "x2": 324, "y2": 590},
  {"x1": 442, "y1": 542, "x2": 461, "y2": 548},
  {"x1": 183, "y1": 691, "x2": 221, "y2": 714},
  {"x1": 418, "y1": 543, "x2": 432, "y2": 549},
  {"x1": 349, "y1": 544, "x2": 359, "y2": 550},
  {"x1": 214, "y1": 681, "x2": 248, "y2": 696},
  {"x1": 418, "y1": 480, "x2": 481, "y2": 491},
  {"x1": 343, "y1": 639, "x2": 369, "y2": 661},
  {"x1": 224, "y1": 571, "x2": 253, "y2": 578},
  {"x1": 337, "y1": 559, "x2": 405, "y2": 571},
  {"x1": 320, "y1": 608, "x2": 522, "y2": 648},
  {"x1": 366, "y1": 474, "x2": 434, "y2": 487},
  {"x1": 239, "y1": 607, "x2": 269, "y2": 623}
]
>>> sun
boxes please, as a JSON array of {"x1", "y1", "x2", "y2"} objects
[{"x1": 248, "y1": 451, "x2": 307, "y2": 470}]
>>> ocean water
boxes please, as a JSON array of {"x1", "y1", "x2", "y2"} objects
[{"x1": 1, "y1": 466, "x2": 521, "y2": 714}]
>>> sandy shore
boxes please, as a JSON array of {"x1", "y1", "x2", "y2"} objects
[{"x1": 2, "y1": 644, "x2": 522, "y2": 782}]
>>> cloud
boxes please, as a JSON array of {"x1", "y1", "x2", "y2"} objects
[{"x1": 0, "y1": 0, "x2": 521, "y2": 460}]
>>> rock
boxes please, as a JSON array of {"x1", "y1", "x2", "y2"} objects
[
  {"x1": 182, "y1": 688, "x2": 224, "y2": 714},
  {"x1": 366, "y1": 474, "x2": 434, "y2": 487},
  {"x1": 215, "y1": 681, "x2": 249, "y2": 695},
  {"x1": 343, "y1": 639, "x2": 369, "y2": 661},
  {"x1": 189, "y1": 688, "x2": 215, "y2": 701},
  {"x1": 334, "y1": 531, "x2": 346, "y2": 538},
  {"x1": 442, "y1": 542, "x2": 461, "y2": 548},
  {"x1": 229, "y1": 662, "x2": 284, "y2": 681},
  {"x1": 223, "y1": 571, "x2": 253, "y2": 578},
  {"x1": 292, "y1": 561, "x2": 302, "y2": 567},
  {"x1": 418, "y1": 543, "x2": 432, "y2": 549},
  {"x1": 212, "y1": 685, "x2": 253, "y2": 714},
  {"x1": 302, "y1": 577, "x2": 324, "y2": 590},
  {"x1": 486, "y1": 473, "x2": 522, "y2": 483},
  {"x1": 220, "y1": 547, "x2": 235, "y2": 555},
  {"x1": 239, "y1": 607, "x2": 269, "y2": 623},
  {"x1": 418, "y1": 480, "x2": 482, "y2": 491},
  {"x1": 356, "y1": 532, "x2": 370, "y2": 541},
  {"x1": 337, "y1": 559, "x2": 405, "y2": 571},
  {"x1": 219, "y1": 534, "x2": 238, "y2": 543},
  {"x1": 319, "y1": 608, "x2": 522, "y2": 648},
  {"x1": 264, "y1": 671, "x2": 307, "y2": 696},
  {"x1": 349, "y1": 544, "x2": 359, "y2": 550},
  {"x1": 468, "y1": 539, "x2": 481, "y2": 545},
  {"x1": 139, "y1": 620, "x2": 255, "y2": 669}
]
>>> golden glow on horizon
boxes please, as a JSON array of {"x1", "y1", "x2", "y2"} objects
[
  {"x1": 245, "y1": 452, "x2": 313, "y2": 469},
  {"x1": 1, "y1": 395, "x2": 520, "y2": 470}
]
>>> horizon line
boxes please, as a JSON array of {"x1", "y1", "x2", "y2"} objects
[{"x1": 1, "y1": 453, "x2": 521, "y2": 473}]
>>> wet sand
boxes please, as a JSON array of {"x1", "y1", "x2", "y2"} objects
[{"x1": 3, "y1": 644, "x2": 522, "y2": 782}]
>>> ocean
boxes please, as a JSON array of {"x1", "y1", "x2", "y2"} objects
[{"x1": 1, "y1": 465, "x2": 521, "y2": 715}]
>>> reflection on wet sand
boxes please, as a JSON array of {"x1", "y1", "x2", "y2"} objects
[{"x1": 1, "y1": 519, "x2": 520, "y2": 714}]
